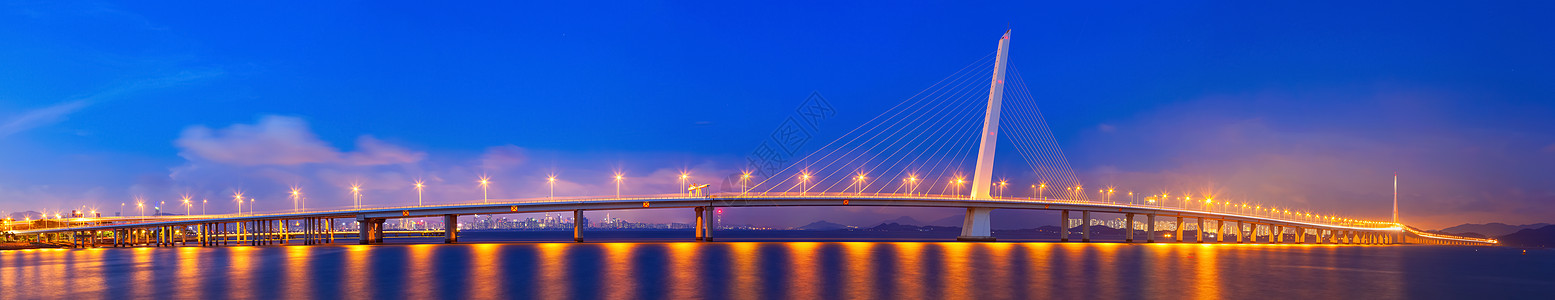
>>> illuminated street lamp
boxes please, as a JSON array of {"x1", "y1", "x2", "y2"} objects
[
  {"x1": 291, "y1": 188, "x2": 302, "y2": 212},
  {"x1": 615, "y1": 173, "x2": 626, "y2": 198},
  {"x1": 548, "y1": 176, "x2": 557, "y2": 200},
  {"x1": 183, "y1": 197, "x2": 192, "y2": 216},
  {"x1": 202, "y1": 199, "x2": 207, "y2": 215},
  {"x1": 997, "y1": 180, "x2": 1008, "y2": 198},
  {"x1": 479, "y1": 176, "x2": 490, "y2": 204},
  {"x1": 235, "y1": 192, "x2": 244, "y2": 216},
  {"x1": 414, "y1": 180, "x2": 425, "y2": 206},
  {"x1": 799, "y1": 173, "x2": 812, "y2": 195},
  {"x1": 855, "y1": 174, "x2": 868, "y2": 195},
  {"x1": 352, "y1": 185, "x2": 362, "y2": 209},
  {"x1": 739, "y1": 172, "x2": 751, "y2": 196},
  {"x1": 907, "y1": 176, "x2": 918, "y2": 195},
  {"x1": 679, "y1": 173, "x2": 690, "y2": 195}
]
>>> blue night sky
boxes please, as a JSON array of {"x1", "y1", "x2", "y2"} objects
[{"x1": 1, "y1": 1, "x2": 1551, "y2": 229}]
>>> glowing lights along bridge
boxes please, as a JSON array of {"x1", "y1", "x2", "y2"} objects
[{"x1": 3, "y1": 31, "x2": 1494, "y2": 248}]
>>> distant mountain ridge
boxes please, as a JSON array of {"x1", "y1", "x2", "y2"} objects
[
  {"x1": 795, "y1": 220, "x2": 850, "y2": 231},
  {"x1": 1496, "y1": 225, "x2": 1555, "y2": 248},
  {"x1": 1440, "y1": 223, "x2": 1551, "y2": 237},
  {"x1": 879, "y1": 216, "x2": 926, "y2": 226}
]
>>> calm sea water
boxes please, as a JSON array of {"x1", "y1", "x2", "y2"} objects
[{"x1": 2, "y1": 231, "x2": 1550, "y2": 299}]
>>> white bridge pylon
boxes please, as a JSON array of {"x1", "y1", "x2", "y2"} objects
[{"x1": 958, "y1": 30, "x2": 1011, "y2": 241}]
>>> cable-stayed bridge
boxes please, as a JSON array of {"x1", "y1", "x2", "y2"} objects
[{"x1": 3, "y1": 31, "x2": 1495, "y2": 247}]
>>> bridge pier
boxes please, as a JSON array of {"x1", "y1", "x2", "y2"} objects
[
  {"x1": 1250, "y1": 224, "x2": 1260, "y2": 243},
  {"x1": 374, "y1": 219, "x2": 385, "y2": 244},
  {"x1": 1125, "y1": 213, "x2": 1135, "y2": 243},
  {"x1": 573, "y1": 209, "x2": 585, "y2": 242},
  {"x1": 1174, "y1": 217, "x2": 1184, "y2": 243},
  {"x1": 358, "y1": 218, "x2": 371, "y2": 245},
  {"x1": 1235, "y1": 221, "x2": 1243, "y2": 243},
  {"x1": 302, "y1": 219, "x2": 311, "y2": 245},
  {"x1": 1216, "y1": 220, "x2": 1224, "y2": 243},
  {"x1": 1081, "y1": 210, "x2": 1091, "y2": 242},
  {"x1": 956, "y1": 207, "x2": 995, "y2": 242},
  {"x1": 695, "y1": 207, "x2": 705, "y2": 241},
  {"x1": 279, "y1": 220, "x2": 288, "y2": 245},
  {"x1": 703, "y1": 206, "x2": 716, "y2": 242},
  {"x1": 1146, "y1": 214, "x2": 1155, "y2": 243},
  {"x1": 1196, "y1": 218, "x2": 1205, "y2": 243},
  {"x1": 1059, "y1": 210, "x2": 1069, "y2": 242},
  {"x1": 443, "y1": 214, "x2": 458, "y2": 243}
]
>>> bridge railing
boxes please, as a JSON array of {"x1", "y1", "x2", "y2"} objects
[
  {"x1": 12, "y1": 192, "x2": 1403, "y2": 233},
  {"x1": 1401, "y1": 226, "x2": 1497, "y2": 244},
  {"x1": 710, "y1": 191, "x2": 1398, "y2": 229}
]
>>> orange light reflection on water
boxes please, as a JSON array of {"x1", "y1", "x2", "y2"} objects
[
  {"x1": 728, "y1": 242, "x2": 762, "y2": 300},
  {"x1": 470, "y1": 243, "x2": 505, "y2": 296},
  {"x1": 1191, "y1": 244, "x2": 1221, "y2": 300},
  {"x1": 667, "y1": 242, "x2": 701, "y2": 299},
  {"x1": 786, "y1": 242, "x2": 821, "y2": 299},
  {"x1": 1021, "y1": 243, "x2": 1054, "y2": 298},
  {"x1": 341, "y1": 245, "x2": 369, "y2": 299},
  {"x1": 130, "y1": 247, "x2": 155, "y2": 298},
  {"x1": 177, "y1": 247, "x2": 204, "y2": 300},
  {"x1": 406, "y1": 244, "x2": 434, "y2": 299},
  {"x1": 1092, "y1": 243, "x2": 1122, "y2": 299},
  {"x1": 536, "y1": 243, "x2": 570, "y2": 299},
  {"x1": 842, "y1": 242, "x2": 875, "y2": 300},
  {"x1": 892, "y1": 242, "x2": 925, "y2": 299},
  {"x1": 604, "y1": 243, "x2": 640, "y2": 299},
  {"x1": 938, "y1": 242, "x2": 973, "y2": 298}
]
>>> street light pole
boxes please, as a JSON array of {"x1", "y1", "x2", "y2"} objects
[
  {"x1": 479, "y1": 177, "x2": 490, "y2": 204},
  {"x1": 415, "y1": 181, "x2": 424, "y2": 206}
]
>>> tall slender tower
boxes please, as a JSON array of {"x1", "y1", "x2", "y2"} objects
[
  {"x1": 969, "y1": 30, "x2": 1011, "y2": 200},
  {"x1": 1393, "y1": 173, "x2": 1399, "y2": 224},
  {"x1": 959, "y1": 30, "x2": 1010, "y2": 242}
]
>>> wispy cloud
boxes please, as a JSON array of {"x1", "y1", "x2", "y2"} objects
[
  {"x1": 0, "y1": 100, "x2": 91, "y2": 137},
  {"x1": 0, "y1": 70, "x2": 222, "y2": 139},
  {"x1": 175, "y1": 115, "x2": 425, "y2": 166}
]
